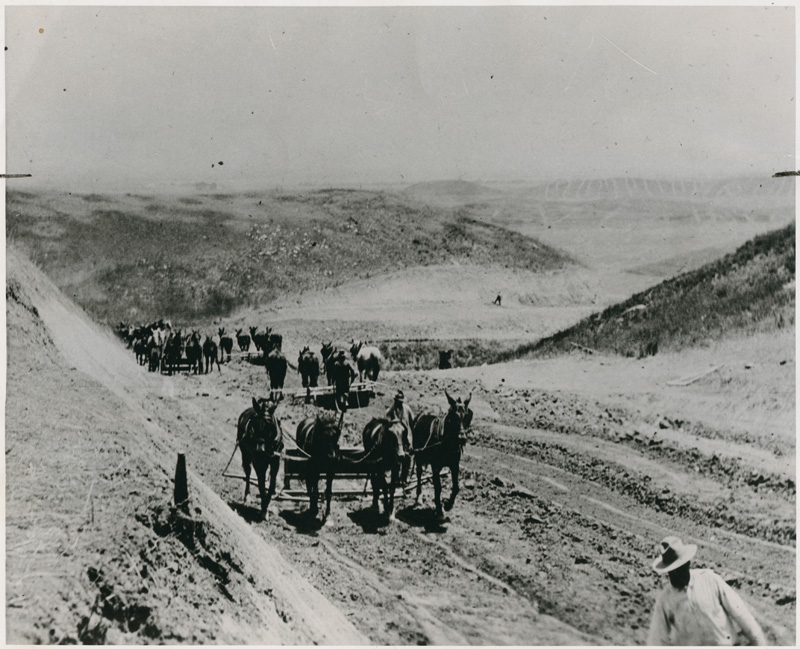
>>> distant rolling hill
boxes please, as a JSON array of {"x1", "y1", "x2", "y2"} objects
[
  {"x1": 433, "y1": 176, "x2": 795, "y2": 278},
  {"x1": 501, "y1": 222, "x2": 795, "y2": 360},
  {"x1": 401, "y1": 180, "x2": 503, "y2": 208},
  {"x1": 6, "y1": 188, "x2": 573, "y2": 324}
]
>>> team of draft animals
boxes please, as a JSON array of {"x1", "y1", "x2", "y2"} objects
[
  {"x1": 115, "y1": 321, "x2": 768, "y2": 645},
  {"x1": 115, "y1": 318, "x2": 471, "y2": 521}
]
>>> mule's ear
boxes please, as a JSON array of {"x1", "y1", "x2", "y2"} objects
[
  {"x1": 252, "y1": 397, "x2": 262, "y2": 414},
  {"x1": 445, "y1": 390, "x2": 456, "y2": 408},
  {"x1": 464, "y1": 394, "x2": 472, "y2": 410},
  {"x1": 267, "y1": 402, "x2": 278, "y2": 415}
]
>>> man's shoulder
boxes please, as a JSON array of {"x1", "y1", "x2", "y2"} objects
[{"x1": 691, "y1": 568, "x2": 725, "y2": 589}]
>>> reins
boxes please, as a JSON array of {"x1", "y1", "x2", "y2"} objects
[
  {"x1": 221, "y1": 412, "x2": 281, "y2": 476},
  {"x1": 345, "y1": 421, "x2": 400, "y2": 466},
  {"x1": 286, "y1": 410, "x2": 345, "y2": 461},
  {"x1": 411, "y1": 410, "x2": 470, "y2": 456}
]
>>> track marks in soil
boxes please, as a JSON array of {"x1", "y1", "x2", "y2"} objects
[
  {"x1": 471, "y1": 420, "x2": 794, "y2": 546},
  {"x1": 317, "y1": 536, "x2": 467, "y2": 645}
]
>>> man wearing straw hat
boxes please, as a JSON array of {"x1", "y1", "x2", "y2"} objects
[{"x1": 647, "y1": 536, "x2": 767, "y2": 646}]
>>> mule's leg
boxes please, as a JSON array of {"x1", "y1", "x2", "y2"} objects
[
  {"x1": 444, "y1": 461, "x2": 460, "y2": 512},
  {"x1": 370, "y1": 473, "x2": 380, "y2": 513},
  {"x1": 323, "y1": 472, "x2": 334, "y2": 523},
  {"x1": 264, "y1": 455, "x2": 280, "y2": 515},
  {"x1": 307, "y1": 476, "x2": 319, "y2": 516},
  {"x1": 414, "y1": 460, "x2": 424, "y2": 507},
  {"x1": 380, "y1": 472, "x2": 390, "y2": 518},
  {"x1": 242, "y1": 459, "x2": 251, "y2": 503},
  {"x1": 387, "y1": 467, "x2": 399, "y2": 521},
  {"x1": 432, "y1": 464, "x2": 444, "y2": 519},
  {"x1": 256, "y1": 466, "x2": 268, "y2": 518},
  {"x1": 401, "y1": 455, "x2": 411, "y2": 488}
]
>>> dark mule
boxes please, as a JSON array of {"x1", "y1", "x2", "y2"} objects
[
  {"x1": 235, "y1": 328, "x2": 251, "y2": 353},
  {"x1": 411, "y1": 391, "x2": 473, "y2": 520},
  {"x1": 297, "y1": 347, "x2": 320, "y2": 403},
  {"x1": 320, "y1": 341, "x2": 338, "y2": 386},
  {"x1": 331, "y1": 352, "x2": 356, "y2": 412},
  {"x1": 265, "y1": 348, "x2": 288, "y2": 402},
  {"x1": 250, "y1": 326, "x2": 272, "y2": 357},
  {"x1": 146, "y1": 335, "x2": 161, "y2": 372},
  {"x1": 164, "y1": 330, "x2": 184, "y2": 375},
  {"x1": 236, "y1": 398, "x2": 283, "y2": 518},
  {"x1": 185, "y1": 331, "x2": 203, "y2": 375},
  {"x1": 203, "y1": 335, "x2": 220, "y2": 374},
  {"x1": 133, "y1": 335, "x2": 148, "y2": 366},
  {"x1": 362, "y1": 418, "x2": 406, "y2": 521},
  {"x1": 218, "y1": 328, "x2": 233, "y2": 363},
  {"x1": 295, "y1": 414, "x2": 342, "y2": 523}
]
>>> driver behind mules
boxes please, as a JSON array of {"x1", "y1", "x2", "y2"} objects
[
  {"x1": 385, "y1": 390, "x2": 415, "y2": 484},
  {"x1": 332, "y1": 351, "x2": 356, "y2": 412}
]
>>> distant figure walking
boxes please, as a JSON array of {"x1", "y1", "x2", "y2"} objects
[
  {"x1": 493, "y1": 293, "x2": 502, "y2": 306},
  {"x1": 647, "y1": 535, "x2": 767, "y2": 646}
]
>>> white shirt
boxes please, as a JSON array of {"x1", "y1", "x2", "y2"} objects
[{"x1": 647, "y1": 569, "x2": 767, "y2": 646}]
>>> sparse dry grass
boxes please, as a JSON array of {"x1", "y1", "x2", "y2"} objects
[
  {"x1": 501, "y1": 223, "x2": 795, "y2": 360},
  {"x1": 7, "y1": 188, "x2": 571, "y2": 325}
]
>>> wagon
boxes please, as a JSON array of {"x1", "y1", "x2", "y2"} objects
[
  {"x1": 223, "y1": 443, "x2": 440, "y2": 500},
  {"x1": 281, "y1": 447, "x2": 372, "y2": 494},
  {"x1": 289, "y1": 381, "x2": 377, "y2": 410},
  {"x1": 159, "y1": 354, "x2": 194, "y2": 374},
  {"x1": 279, "y1": 445, "x2": 440, "y2": 499}
]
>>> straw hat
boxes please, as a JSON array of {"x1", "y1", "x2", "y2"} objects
[{"x1": 652, "y1": 536, "x2": 697, "y2": 574}]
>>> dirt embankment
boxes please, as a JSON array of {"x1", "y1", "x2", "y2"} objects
[{"x1": 6, "y1": 247, "x2": 367, "y2": 645}]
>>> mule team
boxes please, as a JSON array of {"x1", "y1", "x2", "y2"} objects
[
  {"x1": 118, "y1": 321, "x2": 381, "y2": 406},
  {"x1": 236, "y1": 389, "x2": 473, "y2": 525}
]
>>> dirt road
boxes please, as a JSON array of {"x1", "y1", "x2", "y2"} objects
[{"x1": 6, "y1": 248, "x2": 795, "y2": 644}]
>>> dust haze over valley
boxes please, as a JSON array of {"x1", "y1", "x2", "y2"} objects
[{"x1": 5, "y1": 4, "x2": 797, "y2": 646}]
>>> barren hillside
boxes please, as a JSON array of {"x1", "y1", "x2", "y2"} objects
[{"x1": 6, "y1": 188, "x2": 572, "y2": 324}]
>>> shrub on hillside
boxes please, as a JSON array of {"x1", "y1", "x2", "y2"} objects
[{"x1": 499, "y1": 223, "x2": 795, "y2": 360}]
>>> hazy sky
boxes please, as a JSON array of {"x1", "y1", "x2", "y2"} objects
[{"x1": 5, "y1": 5, "x2": 796, "y2": 191}]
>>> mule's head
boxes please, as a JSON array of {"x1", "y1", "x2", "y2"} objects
[
  {"x1": 350, "y1": 340, "x2": 362, "y2": 359},
  {"x1": 218, "y1": 327, "x2": 225, "y2": 337},
  {"x1": 268, "y1": 333, "x2": 282, "y2": 352},
  {"x1": 249, "y1": 397, "x2": 280, "y2": 451},
  {"x1": 384, "y1": 418, "x2": 406, "y2": 463},
  {"x1": 321, "y1": 341, "x2": 333, "y2": 360},
  {"x1": 314, "y1": 416, "x2": 341, "y2": 461},
  {"x1": 445, "y1": 390, "x2": 473, "y2": 448},
  {"x1": 249, "y1": 326, "x2": 258, "y2": 337}
]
